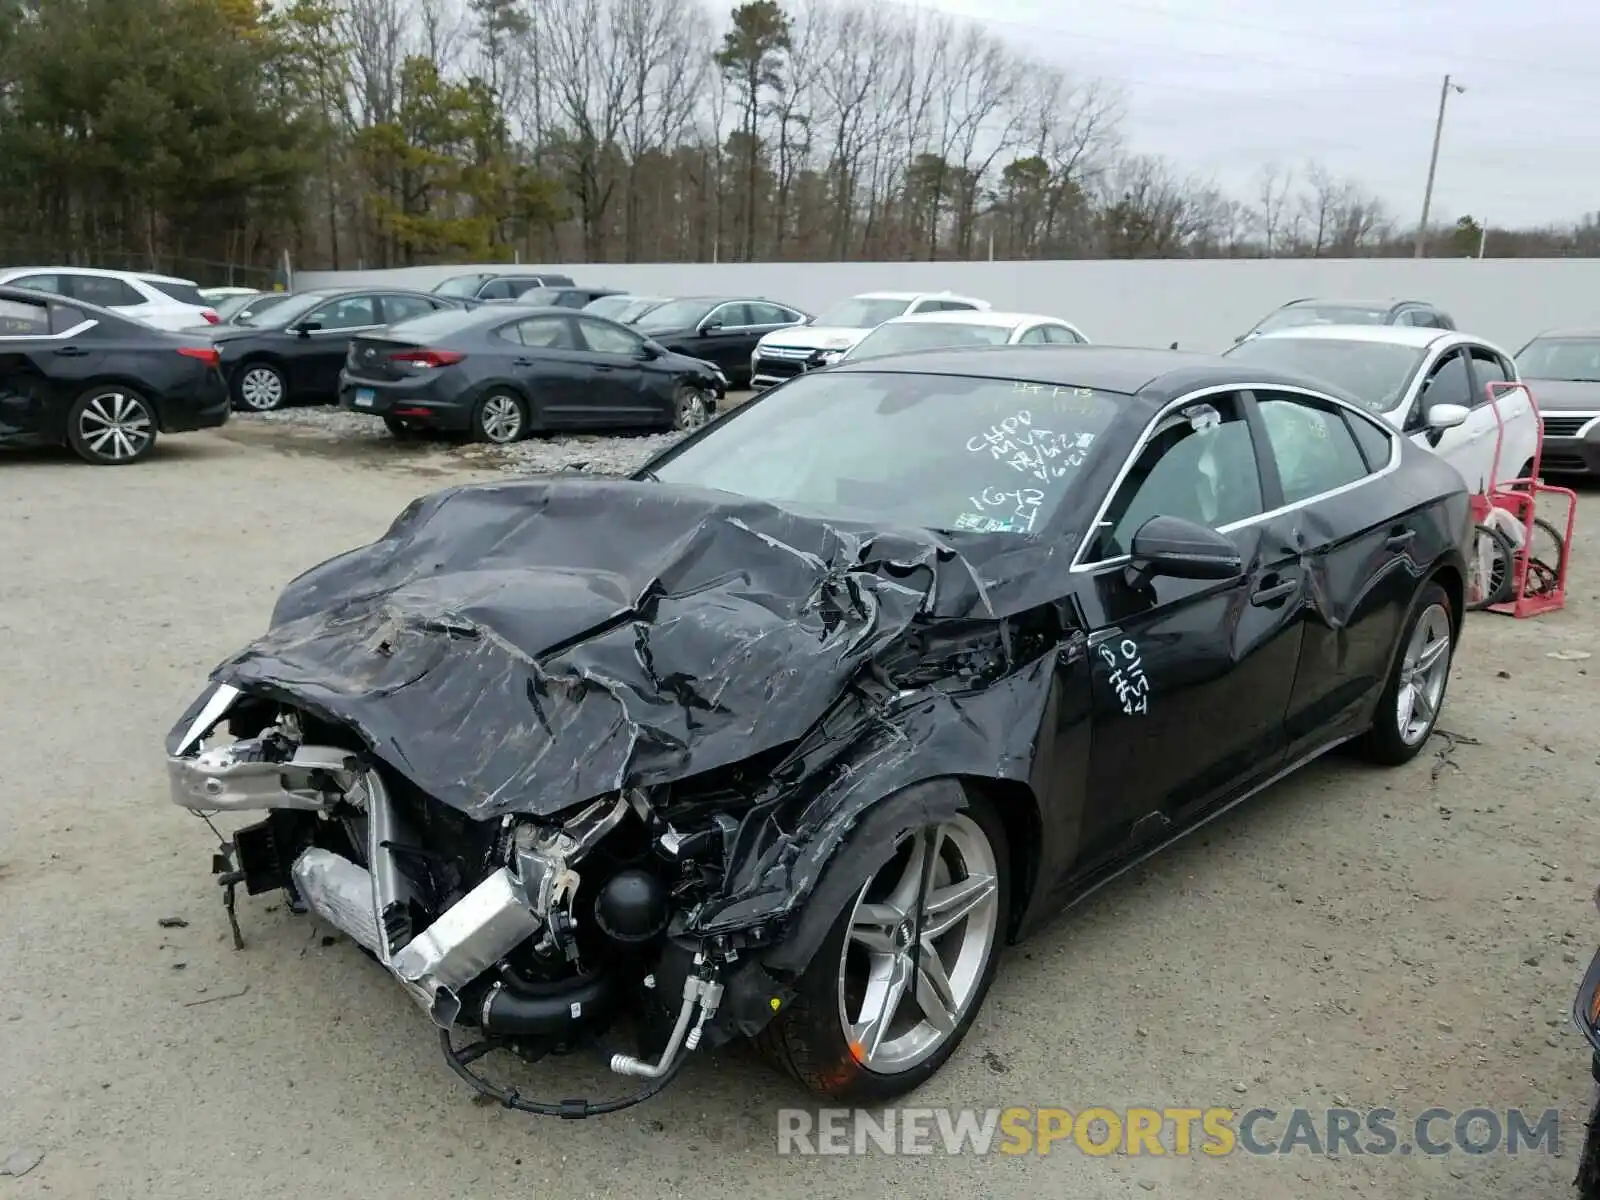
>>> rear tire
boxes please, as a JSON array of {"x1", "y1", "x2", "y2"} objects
[
  {"x1": 65, "y1": 386, "x2": 158, "y2": 465},
  {"x1": 232, "y1": 362, "x2": 287, "y2": 412},
  {"x1": 1353, "y1": 581, "x2": 1455, "y2": 766},
  {"x1": 755, "y1": 790, "x2": 1009, "y2": 1103},
  {"x1": 470, "y1": 390, "x2": 528, "y2": 444}
]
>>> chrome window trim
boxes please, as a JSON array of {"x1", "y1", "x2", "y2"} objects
[
  {"x1": 1069, "y1": 381, "x2": 1402, "y2": 574},
  {"x1": 0, "y1": 317, "x2": 100, "y2": 341}
]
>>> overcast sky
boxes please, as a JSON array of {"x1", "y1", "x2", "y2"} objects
[{"x1": 920, "y1": 0, "x2": 1593, "y2": 229}]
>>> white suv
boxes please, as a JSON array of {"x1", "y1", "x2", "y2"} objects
[
  {"x1": 750, "y1": 291, "x2": 990, "y2": 388},
  {"x1": 0, "y1": 267, "x2": 220, "y2": 330}
]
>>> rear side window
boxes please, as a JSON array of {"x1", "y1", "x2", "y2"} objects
[
  {"x1": 49, "y1": 303, "x2": 90, "y2": 334},
  {"x1": 380, "y1": 294, "x2": 437, "y2": 324},
  {"x1": 1256, "y1": 393, "x2": 1371, "y2": 504},
  {"x1": 510, "y1": 315, "x2": 576, "y2": 348},
  {"x1": 915, "y1": 299, "x2": 978, "y2": 313},
  {"x1": 7, "y1": 273, "x2": 63, "y2": 296},
  {"x1": 1341, "y1": 409, "x2": 1394, "y2": 472},
  {"x1": 70, "y1": 275, "x2": 145, "y2": 307},
  {"x1": 141, "y1": 278, "x2": 207, "y2": 306},
  {"x1": 1043, "y1": 325, "x2": 1082, "y2": 344},
  {"x1": 0, "y1": 296, "x2": 51, "y2": 334}
]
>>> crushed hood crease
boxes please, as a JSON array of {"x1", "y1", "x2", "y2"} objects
[{"x1": 197, "y1": 478, "x2": 1070, "y2": 820}]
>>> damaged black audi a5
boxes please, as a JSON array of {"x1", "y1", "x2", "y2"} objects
[{"x1": 165, "y1": 345, "x2": 1471, "y2": 1114}]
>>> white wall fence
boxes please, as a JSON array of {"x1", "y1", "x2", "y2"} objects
[{"x1": 296, "y1": 258, "x2": 1600, "y2": 356}]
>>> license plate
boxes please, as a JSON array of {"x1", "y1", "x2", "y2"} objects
[{"x1": 354, "y1": 388, "x2": 375, "y2": 408}]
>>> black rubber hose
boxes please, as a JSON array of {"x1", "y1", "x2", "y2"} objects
[
  {"x1": 478, "y1": 971, "x2": 617, "y2": 1038},
  {"x1": 438, "y1": 1026, "x2": 691, "y2": 1118}
]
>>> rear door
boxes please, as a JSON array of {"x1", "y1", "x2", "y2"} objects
[
  {"x1": 62, "y1": 273, "x2": 149, "y2": 321},
  {"x1": 1073, "y1": 390, "x2": 1303, "y2": 864},
  {"x1": 0, "y1": 293, "x2": 59, "y2": 442},
  {"x1": 1250, "y1": 389, "x2": 1417, "y2": 753},
  {"x1": 505, "y1": 314, "x2": 590, "y2": 425}
]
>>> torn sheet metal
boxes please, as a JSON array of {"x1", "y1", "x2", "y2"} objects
[{"x1": 172, "y1": 478, "x2": 1072, "y2": 822}]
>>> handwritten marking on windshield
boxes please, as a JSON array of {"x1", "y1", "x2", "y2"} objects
[{"x1": 968, "y1": 486, "x2": 1045, "y2": 532}]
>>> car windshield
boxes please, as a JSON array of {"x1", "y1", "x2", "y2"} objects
[
  {"x1": 386, "y1": 307, "x2": 495, "y2": 340},
  {"x1": 237, "y1": 292, "x2": 327, "y2": 328},
  {"x1": 585, "y1": 294, "x2": 647, "y2": 319},
  {"x1": 634, "y1": 299, "x2": 716, "y2": 332},
  {"x1": 811, "y1": 297, "x2": 913, "y2": 328},
  {"x1": 648, "y1": 370, "x2": 1121, "y2": 534},
  {"x1": 848, "y1": 322, "x2": 1011, "y2": 360},
  {"x1": 1515, "y1": 337, "x2": 1600, "y2": 382},
  {"x1": 1226, "y1": 336, "x2": 1426, "y2": 414},
  {"x1": 432, "y1": 274, "x2": 490, "y2": 298},
  {"x1": 1252, "y1": 304, "x2": 1391, "y2": 335}
]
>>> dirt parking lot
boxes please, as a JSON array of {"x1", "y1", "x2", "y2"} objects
[{"x1": 2, "y1": 412, "x2": 1597, "y2": 1200}]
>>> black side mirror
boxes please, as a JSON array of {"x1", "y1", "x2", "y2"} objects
[
  {"x1": 293, "y1": 321, "x2": 321, "y2": 336},
  {"x1": 636, "y1": 341, "x2": 661, "y2": 359},
  {"x1": 699, "y1": 320, "x2": 722, "y2": 335},
  {"x1": 1126, "y1": 515, "x2": 1243, "y2": 588}
]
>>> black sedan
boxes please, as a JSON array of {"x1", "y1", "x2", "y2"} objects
[
  {"x1": 166, "y1": 345, "x2": 1470, "y2": 1116},
  {"x1": 213, "y1": 288, "x2": 465, "y2": 412},
  {"x1": 336, "y1": 305, "x2": 726, "y2": 441},
  {"x1": 632, "y1": 296, "x2": 809, "y2": 385},
  {"x1": 0, "y1": 284, "x2": 228, "y2": 465}
]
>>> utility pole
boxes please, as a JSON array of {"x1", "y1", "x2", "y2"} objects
[{"x1": 1414, "y1": 74, "x2": 1465, "y2": 258}]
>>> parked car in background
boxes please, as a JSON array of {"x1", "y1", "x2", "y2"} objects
[
  {"x1": 0, "y1": 266, "x2": 221, "y2": 330},
  {"x1": 212, "y1": 288, "x2": 465, "y2": 411},
  {"x1": 492, "y1": 286, "x2": 625, "y2": 310},
  {"x1": 337, "y1": 304, "x2": 725, "y2": 442},
  {"x1": 1513, "y1": 329, "x2": 1600, "y2": 476},
  {"x1": 0, "y1": 284, "x2": 228, "y2": 465},
  {"x1": 430, "y1": 272, "x2": 577, "y2": 303},
  {"x1": 584, "y1": 293, "x2": 669, "y2": 324},
  {"x1": 632, "y1": 296, "x2": 809, "y2": 386},
  {"x1": 1224, "y1": 325, "x2": 1538, "y2": 494},
  {"x1": 750, "y1": 291, "x2": 989, "y2": 388},
  {"x1": 841, "y1": 310, "x2": 1089, "y2": 363},
  {"x1": 199, "y1": 286, "x2": 261, "y2": 305},
  {"x1": 168, "y1": 345, "x2": 1470, "y2": 1110},
  {"x1": 1236, "y1": 298, "x2": 1456, "y2": 344},
  {"x1": 224, "y1": 291, "x2": 294, "y2": 327},
  {"x1": 211, "y1": 291, "x2": 271, "y2": 324}
]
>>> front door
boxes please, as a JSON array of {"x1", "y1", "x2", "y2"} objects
[
  {"x1": 1404, "y1": 347, "x2": 1501, "y2": 491},
  {"x1": 294, "y1": 294, "x2": 382, "y2": 396},
  {"x1": 572, "y1": 316, "x2": 654, "y2": 424},
  {"x1": 1072, "y1": 391, "x2": 1303, "y2": 867}
]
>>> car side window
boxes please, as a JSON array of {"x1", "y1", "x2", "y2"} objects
[
  {"x1": 0, "y1": 295, "x2": 52, "y2": 335},
  {"x1": 1341, "y1": 409, "x2": 1395, "y2": 472},
  {"x1": 9, "y1": 273, "x2": 63, "y2": 296},
  {"x1": 1413, "y1": 350, "x2": 1473, "y2": 424},
  {"x1": 576, "y1": 317, "x2": 644, "y2": 355},
  {"x1": 1016, "y1": 325, "x2": 1050, "y2": 344},
  {"x1": 48, "y1": 303, "x2": 90, "y2": 334},
  {"x1": 510, "y1": 316, "x2": 575, "y2": 349},
  {"x1": 307, "y1": 295, "x2": 378, "y2": 329},
  {"x1": 1255, "y1": 393, "x2": 1372, "y2": 504},
  {"x1": 1042, "y1": 325, "x2": 1081, "y2": 344},
  {"x1": 67, "y1": 274, "x2": 142, "y2": 308},
  {"x1": 746, "y1": 302, "x2": 790, "y2": 325},
  {"x1": 380, "y1": 294, "x2": 436, "y2": 324},
  {"x1": 702, "y1": 303, "x2": 742, "y2": 328},
  {"x1": 915, "y1": 299, "x2": 977, "y2": 313},
  {"x1": 1468, "y1": 345, "x2": 1514, "y2": 387},
  {"x1": 1088, "y1": 393, "x2": 1264, "y2": 562},
  {"x1": 479, "y1": 279, "x2": 517, "y2": 300}
]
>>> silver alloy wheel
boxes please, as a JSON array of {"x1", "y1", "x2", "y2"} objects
[
  {"x1": 238, "y1": 365, "x2": 285, "y2": 411},
  {"x1": 675, "y1": 388, "x2": 710, "y2": 431},
  {"x1": 836, "y1": 813, "x2": 1000, "y2": 1074},
  {"x1": 1397, "y1": 602, "x2": 1452, "y2": 745},
  {"x1": 479, "y1": 393, "x2": 524, "y2": 443},
  {"x1": 78, "y1": 391, "x2": 153, "y2": 461}
]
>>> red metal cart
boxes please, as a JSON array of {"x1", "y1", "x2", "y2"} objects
[{"x1": 1468, "y1": 379, "x2": 1577, "y2": 618}]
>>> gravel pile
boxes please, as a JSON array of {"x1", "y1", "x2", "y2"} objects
[{"x1": 234, "y1": 408, "x2": 688, "y2": 476}]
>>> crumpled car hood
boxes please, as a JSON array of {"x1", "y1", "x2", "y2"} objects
[{"x1": 190, "y1": 478, "x2": 1064, "y2": 821}]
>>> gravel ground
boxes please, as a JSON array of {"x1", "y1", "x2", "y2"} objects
[{"x1": 1, "y1": 424, "x2": 1598, "y2": 1200}]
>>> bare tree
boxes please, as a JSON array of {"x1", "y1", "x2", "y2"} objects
[{"x1": 1253, "y1": 161, "x2": 1293, "y2": 257}]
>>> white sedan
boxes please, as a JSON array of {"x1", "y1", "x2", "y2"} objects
[
  {"x1": 838, "y1": 309, "x2": 1090, "y2": 364},
  {"x1": 1224, "y1": 324, "x2": 1539, "y2": 496}
]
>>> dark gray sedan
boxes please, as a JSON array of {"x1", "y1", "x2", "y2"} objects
[{"x1": 1515, "y1": 329, "x2": 1600, "y2": 476}]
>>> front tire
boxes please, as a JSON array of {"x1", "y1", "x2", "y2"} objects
[
  {"x1": 672, "y1": 383, "x2": 712, "y2": 432},
  {"x1": 757, "y1": 792, "x2": 1009, "y2": 1103},
  {"x1": 1353, "y1": 581, "x2": 1455, "y2": 765},
  {"x1": 66, "y1": 386, "x2": 158, "y2": 465}
]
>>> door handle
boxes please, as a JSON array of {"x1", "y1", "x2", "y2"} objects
[
  {"x1": 1250, "y1": 575, "x2": 1298, "y2": 607},
  {"x1": 513, "y1": 358, "x2": 535, "y2": 367},
  {"x1": 52, "y1": 346, "x2": 89, "y2": 357},
  {"x1": 592, "y1": 364, "x2": 614, "y2": 373},
  {"x1": 1384, "y1": 527, "x2": 1417, "y2": 550}
]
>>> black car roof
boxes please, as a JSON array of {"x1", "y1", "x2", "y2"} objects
[{"x1": 830, "y1": 344, "x2": 1376, "y2": 410}]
